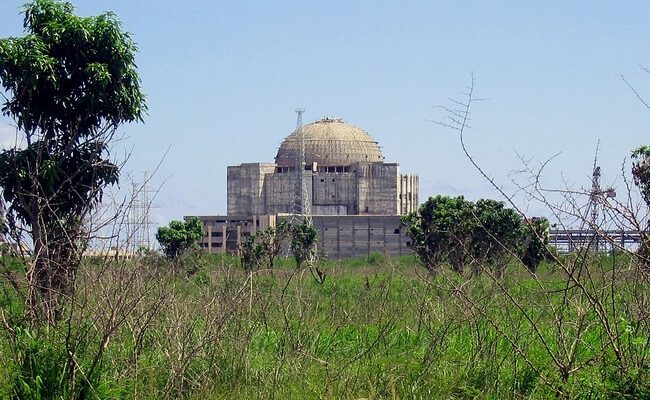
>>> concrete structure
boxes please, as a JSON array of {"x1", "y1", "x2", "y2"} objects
[
  {"x1": 188, "y1": 116, "x2": 419, "y2": 259},
  {"x1": 227, "y1": 117, "x2": 419, "y2": 217},
  {"x1": 193, "y1": 214, "x2": 413, "y2": 259}
]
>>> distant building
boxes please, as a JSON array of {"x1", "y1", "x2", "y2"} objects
[{"x1": 187, "y1": 117, "x2": 419, "y2": 259}]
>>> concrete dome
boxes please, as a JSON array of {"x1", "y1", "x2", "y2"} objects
[{"x1": 275, "y1": 117, "x2": 384, "y2": 168}]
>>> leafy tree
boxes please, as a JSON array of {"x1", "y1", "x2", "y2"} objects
[
  {"x1": 520, "y1": 217, "x2": 551, "y2": 274},
  {"x1": 156, "y1": 217, "x2": 204, "y2": 260},
  {"x1": 0, "y1": 0, "x2": 145, "y2": 321},
  {"x1": 404, "y1": 196, "x2": 536, "y2": 277},
  {"x1": 290, "y1": 219, "x2": 318, "y2": 269},
  {"x1": 402, "y1": 195, "x2": 474, "y2": 274},
  {"x1": 631, "y1": 145, "x2": 650, "y2": 269},
  {"x1": 632, "y1": 145, "x2": 650, "y2": 207},
  {"x1": 470, "y1": 199, "x2": 523, "y2": 276}
]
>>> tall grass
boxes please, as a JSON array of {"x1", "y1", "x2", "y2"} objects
[{"x1": 1, "y1": 251, "x2": 648, "y2": 399}]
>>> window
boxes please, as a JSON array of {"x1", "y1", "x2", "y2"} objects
[
  {"x1": 320, "y1": 179, "x2": 324, "y2": 182},
  {"x1": 394, "y1": 228, "x2": 400, "y2": 234}
]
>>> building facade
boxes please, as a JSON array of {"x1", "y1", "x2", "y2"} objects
[
  {"x1": 188, "y1": 116, "x2": 419, "y2": 259},
  {"x1": 227, "y1": 117, "x2": 419, "y2": 217}
]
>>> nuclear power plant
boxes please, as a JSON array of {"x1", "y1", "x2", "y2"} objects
[{"x1": 187, "y1": 116, "x2": 420, "y2": 259}]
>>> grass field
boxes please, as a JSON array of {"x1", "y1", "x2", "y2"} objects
[{"x1": 1, "y1": 252, "x2": 649, "y2": 399}]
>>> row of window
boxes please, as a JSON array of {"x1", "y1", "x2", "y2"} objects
[{"x1": 275, "y1": 166, "x2": 352, "y2": 174}]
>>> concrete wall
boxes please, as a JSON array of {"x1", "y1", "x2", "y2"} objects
[
  {"x1": 189, "y1": 214, "x2": 413, "y2": 260},
  {"x1": 353, "y1": 162, "x2": 400, "y2": 215},
  {"x1": 399, "y1": 174, "x2": 419, "y2": 215},
  {"x1": 309, "y1": 215, "x2": 411, "y2": 259},
  {"x1": 190, "y1": 215, "x2": 275, "y2": 253},
  {"x1": 227, "y1": 162, "x2": 419, "y2": 218},
  {"x1": 227, "y1": 163, "x2": 276, "y2": 216},
  {"x1": 263, "y1": 171, "x2": 314, "y2": 215},
  {"x1": 311, "y1": 172, "x2": 357, "y2": 215}
]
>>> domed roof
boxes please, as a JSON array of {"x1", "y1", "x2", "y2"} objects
[{"x1": 275, "y1": 117, "x2": 384, "y2": 168}]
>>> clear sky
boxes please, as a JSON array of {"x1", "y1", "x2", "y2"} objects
[{"x1": 1, "y1": 0, "x2": 649, "y2": 228}]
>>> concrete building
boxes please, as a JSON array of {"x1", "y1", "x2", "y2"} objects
[
  {"x1": 188, "y1": 117, "x2": 419, "y2": 259},
  {"x1": 228, "y1": 117, "x2": 419, "y2": 216}
]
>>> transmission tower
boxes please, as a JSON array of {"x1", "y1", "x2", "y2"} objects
[
  {"x1": 127, "y1": 171, "x2": 155, "y2": 252},
  {"x1": 290, "y1": 108, "x2": 311, "y2": 221},
  {"x1": 287, "y1": 108, "x2": 322, "y2": 279},
  {"x1": 584, "y1": 164, "x2": 616, "y2": 251}
]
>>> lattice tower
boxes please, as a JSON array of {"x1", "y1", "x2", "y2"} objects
[
  {"x1": 127, "y1": 171, "x2": 155, "y2": 252},
  {"x1": 583, "y1": 164, "x2": 616, "y2": 251},
  {"x1": 289, "y1": 108, "x2": 311, "y2": 222}
]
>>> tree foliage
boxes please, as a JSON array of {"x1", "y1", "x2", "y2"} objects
[
  {"x1": 290, "y1": 219, "x2": 318, "y2": 269},
  {"x1": 0, "y1": 0, "x2": 145, "y2": 322},
  {"x1": 156, "y1": 217, "x2": 204, "y2": 260},
  {"x1": 401, "y1": 195, "x2": 474, "y2": 274},
  {"x1": 632, "y1": 145, "x2": 650, "y2": 269},
  {"x1": 240, "y1": 235, "x2": 266, "y2": 273},
  {"x1": 520, "y1": 217, "x2": 551, "y2": 274},
  {"x1": 403, "y1": 195, "x2": 548, "y2": 276},
  {"x1": 470, "y1": 199, "x2": 523, "y2": 276},
  {"x1": 631, "y1": 145, "x2": 650, "y2": 207},
  {"x1": 240, "y1": 219, "x2": 317, "y2": 272}
]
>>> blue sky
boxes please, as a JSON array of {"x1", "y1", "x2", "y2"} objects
[{"x1": 1, "y1": 0, "x2": 649, "y2": 227}]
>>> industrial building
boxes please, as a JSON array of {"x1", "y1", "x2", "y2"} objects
[{"x1": 188, "y1": 116, "x2": 419, "y2": 259}]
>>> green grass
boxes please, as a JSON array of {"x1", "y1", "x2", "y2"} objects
[{"x1": 0, "y1": 252, "x2": 649, "y2": 399}]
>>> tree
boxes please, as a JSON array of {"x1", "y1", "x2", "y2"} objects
[
  {"x1": 404, "y1": 195, "x2": 533, "y2": 276},
  {"x1": 520, "y1": 217, "x2": 551, "y2": 274},
  {"x1": 402, "y1": 195, "x2": 474, "y2": 274},
  {"x1": 470, "y1": 199, "x2": 523, "y2": 277},
  {"x1": 631, "y1": 145, "x2": 650, "y2": 207},
  {"x1": 0, "y1": 0, "x2": 145, "y2": 322},
  {"x1": 631, "y1": 145, "x2": 650, "y2": 269},
  {"x1": 290, "y1": 218, "x2": 318, "y2": 269},
  {"x1": 156, "y1": 217, "x2": 204, "y2": 260}
]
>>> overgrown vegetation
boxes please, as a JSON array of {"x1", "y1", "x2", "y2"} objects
[
  {"x1": 0, "y1": 253, "x2": 648, "y2": 399},
  {"x1": 0, "y1": 2, "x2": 648, "y2": 399},
  {"x1": 240, "y1": 218, "x2": 319, "y2": 272}
]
